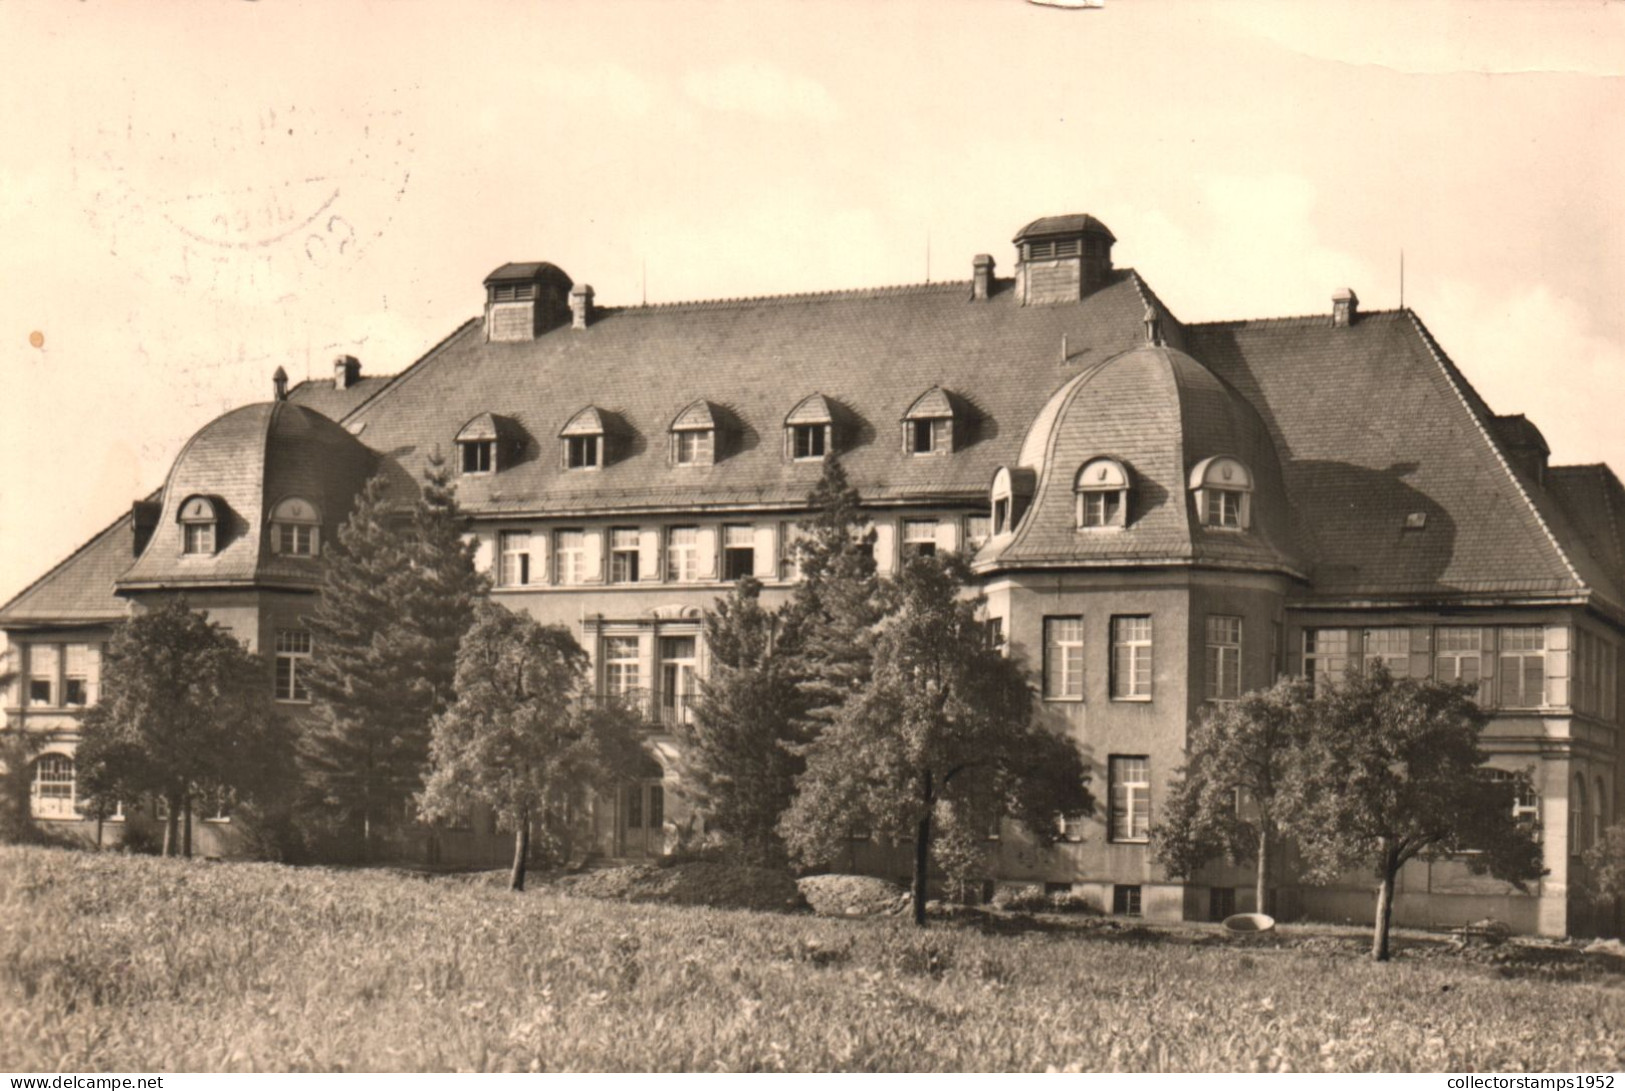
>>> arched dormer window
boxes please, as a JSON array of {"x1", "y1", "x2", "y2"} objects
[
  {"x1": 670, "y1": 400, "x2": 718, "y2": 467},
  {"x1": 270, "y1": 497, "x2": 322, "y2": 557},
  {"x1": 561, "y1": 407, "x2": 607, "y2": 470},
  {"x1": 990, "y1": 466, "x2": 1036, "y2": 537},
  {"x1": 1189, "y1": 456, "x2": 1253, "y2": 530},
  {"x1": 1076, "y1": 457, "x2": 1130, "y2": 529},
  {"x1": 902, "y1": 387, "x2": 958, "y2": 456},
  {"x1": 456, "y1": 412, "x2": 501, "y2": 475},
  {"x1": 786, "y1": 394, "x2": 834, "y2": 462},
  {"x1": 178, "y1": 495, "x2": 220, "y2": 556}
]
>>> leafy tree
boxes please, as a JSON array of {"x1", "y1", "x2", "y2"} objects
[
  {"x1": 0, "y1": 728, "x2": 44, "y2": 844},
  {"x1": 1288, "y1": 665, "x2": 1545, "y2": 960},
  {"x1": 75, "y1": 598, "x2": 285, "y2": 856},
  {"x1": 1155, "y1": 677, "x2": 1314, "y2": 916},
  {"x1": 1579, "y1": 822, "x2": 1625, "y2": 925},
  {"x1": 421, "y1": 603, "x2": 649, "y2": 891},
  {"x1": 301, "y1": 453, "x2": 485, "y2": 857},
  {"x1": 782, "y1": 555, "x2": 1093, "y2": 925},
  {"x1": 679, "y1": 576, "x2": 801, "y2": 867}
]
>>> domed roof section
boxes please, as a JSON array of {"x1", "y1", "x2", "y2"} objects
[
  {"x1": 1013, "y1": 213, "x2": 1116, "y2": 244},
  {"x1": 985, "y1": 345, "x2": 1300, "y2": 575},
  {"x1": 118, "y1": 401, "x2": 376, "y2": 590}
]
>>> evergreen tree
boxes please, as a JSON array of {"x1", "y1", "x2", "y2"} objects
[
  {"x1": 301, "y1": 453, "x2": 485, "y2": 857},
  {"x1": 421, "y1": 603, "x2": 648, "y2": 891},
  {"x1": 782, "y1": 555, "x2": 1093, "y2": 925}
]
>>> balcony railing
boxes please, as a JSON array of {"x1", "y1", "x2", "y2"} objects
[{"x1": 583, "y1": 687, "x2": 695, "y2": 728}]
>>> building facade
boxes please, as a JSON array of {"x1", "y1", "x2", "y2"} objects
[{"x1": 3, "y1": 213, "x2": 1621, "y2": 935}]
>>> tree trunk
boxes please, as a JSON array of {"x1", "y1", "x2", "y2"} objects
[
  {"x1": 912, "y1": 771, "x2": 933, "y2": 927},
  {"x1": 1255, "y1": 824, "x2": 1270, "y2": 918},
  {"x1": 1372, "y1": 840, "x2": 1397, "y2": 962},
  {"x1": 182, "y1": 797, "x2": 193, "y2": 858},
  {"x1": 510, "y1": 807, "x2": 530, "y2": 893}
]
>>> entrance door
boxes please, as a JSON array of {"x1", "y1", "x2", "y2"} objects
[
  {"x1": 618, "y1": 780, "x2": 666, "y2": 858},
  {"x1": 659, "y1": 636, "x2": 697, "y2": 728}
]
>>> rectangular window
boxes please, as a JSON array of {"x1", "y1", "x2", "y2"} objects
[
  {"x1": 674, "y1": 429, "x2": 713, "y2": 466},
  {"x1": 28, "y1": 645, "x2": 59, "y2": 707},
  {"x1": 1204, "y1": 489, "x2": 1244, "y2": 528},
  {"x1": 1111, "y1": 616, "x2": 1153, "y2": 700},
  {"x1": 554, "y1": 530, "x2": 586, "y2": 586},
  {"x1": 31, "y1": 756, "x2": 77, "y2": 820},
  {"x1": 276, "y1": 523, "x2": 316, "y2": 556},
  {"x1": 1082, "y1": 490, "x2": 1123, "y2": 528},
  {"x1": 1043, "y1": 616, "x2": 1084, "y2": 701},
  {"x1": 902, "y1": 519, "x2": 938, "y2": 559},
  {"x1": 993, "y1": 498, "x2": 1011, "y2": 535},
  {"x1": 1304, "y1": 629, "x2": 1350, "y2": 691},
  {"x1": 984, "y1": 617, "x2": 1005, "y2": 652},
  {"x1": 1435, "y1": 627, "x2": 1483, "y2": 689},
  {"x1": 274, "y1": 630, "x2": 312, "y2": 702},
  {"x1": 566, "y1": 435, "x2": 600, "y2": 469},
  {"x1": 1206, "y1": 616, "x2": 1242, "y2": 702},
  {"x1": 183, "y1": 522, "x2": 215, "y2": 555},
  {"x1": 603, "y1": 635, "x2": 641, "y2": 700},
  {"x1": 908, "y1": 418, "x2": 951, "y2": 455},
  {"x1": 964, "y1": 514, "x2": 992, "y2": 552},
  {"x1": 1499, "y1": 626, "x2": 1546, "y2": 709},
  {"x1": 62, "y1": 644, "x2": 94, "y2": 707},
  {"x1": 609, "y1": 528, "x2": 640, "y2": 584},
  {"x1": 1112, "y1": 884, "x2": 1143, "y2": 917},
  {"x1": 722, "y1": 525, "x2": 755, "y2": 581},
  {"x1": 667, "y1": 527, "x2": 700, "y2": 583},
  {"x1": 499, "y1": 531, "x2": 533, "y2": 587},
  {"x1": 461, "y1": 441, "x2": 493, "y2": 474},
  {"x1": 1363, "y1": 628, "x2": 1412, "y2": 678},
  {"x1": 792, "y1": 424, "x2": 827, "y2": 460},
  {"x1": 1109, "y1": 756, "x2": 1151, "y2": 842}
]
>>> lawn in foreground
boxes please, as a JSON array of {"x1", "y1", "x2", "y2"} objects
[{"x1": 1, "y1": 846, "x2": 1621, "y2": 1072}]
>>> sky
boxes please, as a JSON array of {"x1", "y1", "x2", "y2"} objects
[{"x1": 1, "y1": 0, "x2": 1622, "y2": 608}]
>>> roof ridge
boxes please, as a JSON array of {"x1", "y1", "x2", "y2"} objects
[
  {"x1": 1127, "y1": 270, "x2": 1184, "y2": 330},
  {"x1": 342, "y1": 317, "x2": 482, "y2": 424},
  {"x1": 1186, "y1": 309, "x2": 1406, "y2": 330},
  {"x1": 1404, "y1": 309, "x2": 1586, "y2": 592},
  {"x1": 609, "y1": 279, "x2": 975, "y2": 314}
]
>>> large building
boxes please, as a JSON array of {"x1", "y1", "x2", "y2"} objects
[{"x1": 3, "y1": 213, "x2": 1620, "y2": 935}]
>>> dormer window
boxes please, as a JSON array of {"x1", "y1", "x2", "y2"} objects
[
  {"x1": 1076, "y1": 457, "x2": 1130, "y2": 529},
  {"x1": 270, "y1": 497, "x2": 321, "y2": 557},
  {"x1": 670, "y1": 401, "x2": 719, "y2": 467},
  {"x1": 989, "y1": 466, "x2": 1035, "y2": 538},
  {"x1": 178, "y1": 496, "x2": 219, "y2": 556},
  {"x1": 1189, "y1": 456, "x2": 1253, "y2": 530},
  {"x1": 456, "y1": 412, "x2": 502, "y2": 475},
  {"x1": 903, "y1": 387, "x2": 958, "y2": 456},
  {"x1": 786, "y1": 394, "x2": 835, "y2": 462},
  {"x1": 561, "y1": 407, "x2": 608, "y2": 470}
]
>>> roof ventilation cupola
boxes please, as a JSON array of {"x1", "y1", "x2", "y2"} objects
[
  {"x1": 1332, "y1": 288, "x2": 1359, "y2": 328},
  {"x1": 333, "y1": 355, "x2": 362, "y2": 391},
  {"x1": 483, "y1": 262, "x2": 574, "y2": 343},
  {"x1": 1013, "y1": 214, "x2": 1115, "y2": 306}
]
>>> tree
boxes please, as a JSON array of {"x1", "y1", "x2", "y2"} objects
[
  {"x1": 1155, "y1": 677, "x2": 1314, "y2": 916},
  {"x1": 781, "y1": 555, "x2": 1093, "y2": 925},
  {"x1": 1288, "y1": 665, "x2": 1545, "y2": 960},
  {"x1": 301, "y1": 453, "x2": 485, "y2": 857},
  {"x1": 1579, "y1": 822, "x2": 1625, "y2": 929},
  {"x1": 679, "y1": 576, "x2": 801, "y2": 866},
  {"x1": 0, "y1": 728, "x2": 44, "y2": 844},
  {"x1": 421, "y1": 603, "x2": 649, "y2": 891},
  {"x1": 74, "y1": 598, "x2": 285, "y2": 856}
]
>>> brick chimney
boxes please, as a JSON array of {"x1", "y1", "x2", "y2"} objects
[
  {"x1": 333, "y1": 354, "x2": 361, "y2": 390},
  {"x1": 570, "y1": 284, "x2": 595, "y2": 330},
  {"x1": 273, "y1": 366, "x2": 289, "y2": 401},
  {"x1": 1332, "y1": 288, "x2": 1359, "y2": 328},
  {"x1": 971, "y1": 254, "x2": 996, "y2": 301}
]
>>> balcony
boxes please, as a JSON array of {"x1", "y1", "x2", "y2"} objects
[{"x1": 584, "y1": 687, "x2": 695, "y2": 729}]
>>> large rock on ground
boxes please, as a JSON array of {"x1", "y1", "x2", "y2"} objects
[{"x1": 798, "y1": 874, "x2": 910, "y2": 918}]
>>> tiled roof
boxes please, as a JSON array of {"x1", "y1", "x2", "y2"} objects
[
  {"x1": 285, "y1": 374, "x2": 396, "y2": 421},
  {"x1": 0, "y1": 510, "x2": 137, "y2": 626},
  {"x1": 1014, "y1": 214, "x2": 1116, "y2": 243},
  {"x1": 485, "y1": 261, "x2": 570, "y2": 284}
]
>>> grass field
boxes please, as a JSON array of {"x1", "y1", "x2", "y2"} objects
[{"x1": 2, "y1": 846, "x2": 1622, "y2": 1072}]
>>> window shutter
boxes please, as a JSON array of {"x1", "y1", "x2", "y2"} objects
[
  {"x1": 697, "y1": 526, "x2": 719, "y2": 579},
  {"x1": 638, "y1": 528, "x2": 661, "y2": 582},
  {"x1": 1408, "y1": 626, "x2": 1433, "y2": 681},
  {"x1": 582, "y1": 529, "x2": 605, "y2": 583},
  {"x1": 871, "y1": 521, "x2": 896, "y2": 577},
  {"x1": 1546, "y1": 624, "x2": 1570, "y2": 708},
  {"x1": 935, "y1": 520, "x2": 959, "y2": 555},
  {"x1": 753, "y1": 525, "x2": 777, "y2": 579}
]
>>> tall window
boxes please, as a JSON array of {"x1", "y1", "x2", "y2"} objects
[
  {"x1": 499, "y1": 531, "x2": 533, "y2": 587},
  {"x1": 1304, "y1": 629, "x2": 1350, "y2": 691},
  {"x1": 1363, "y1": 628, "x2": 1412, "y2": 678},
  {"x1": 609, "y1": 528, "x2": 640, "y2": 584},
  {"x1": 660, "y1": 636, "x2": 698, "y2": 727},
  {"x1": 667, "y1": 527, "x2": 700, "y2": 583},
  {"x1": 179, "y1": 496, "x2": 219, "y2": 556},
  {"x1": 722, "y1": 525, "x2": 755, "y2": 581},
  {"x1": 964, "y1": 514, "x2": 992, "y2": 552},
  {"x1": 31, "y1": 756, "x2": 77, "y2": 820},
  {"x1": 1043, "y1": 616, "x2": 1084, "y2": 701},
  {"x1": 1109, "y1": 756, "x2": 1150, "y2": 842},
  {"x1": 566, "y1": 434, "x2": 600, "y2": 469},
  {"x1": 1206, "y1": 616, "x2": 1242, "y2": 702},
  {"x1": 28, "y1": 645, "x2": 58, "y2": 706},
  {"x1": 274, "y1": 630, "x2": 312, "y2": 702},
  {"x1": 992, "y1": 497, "x2": 1011, "y2": 536},
  {"x1": 603, "y1": 636, "x2": 641, "y2": 701},
  {"x1": 902, "y1": 520, "x2": 938, "y2": 559},
  {"x1": 1111, "y1": 616, "x2": 1153, "y2": 700},
  {"x1": 554, "y1": 530, "x2": 586, "y2": 586},
  {"x1": 1499, "y1": 627, "x2": 1546, "y2": 709},
  {"x1": 1435, "y1": 628, "x2": 1483, "y2": 687},
  {"x1": 62, "y1": 644, "x2": 95, "y2": 707}
]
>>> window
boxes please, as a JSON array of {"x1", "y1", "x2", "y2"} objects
[
  {"x1": 1436, "y1": 627, "x2": 1483, "y2": 688},
  {"x1": 499, "y1": 531, "x2": 533, "y2": 587},
  {"x1": 1109, "y1": 756, "x2": 1151, "y2": 842},
  {"x1": 722, "y1": 525, "x2": 755, "y2": 581},
  {"x1": 1076, "y1": 458, "x2": 1129, "y2": 529},
  {"x1": 31, "y1": 756, "x2": 77, "y2": 820},
  {"x1": 993, "y1": 498, "x2": 1011, "y2": 535},
  {"x1": 561, "y1": 407, "x2": 608, "y2": 469},
  {"x1": 1111, "y1": 616, "x2": 1153, "y2": 700},
  {"x1": 566, "y1": 434, "x2": 599, "y2": 469},
  {"x1": 964, "y1": 514, "x2": 992, "y2": 552},
  {"x1": 1499, "y1": 627, "x2": 1546, "y2": 709},
  {"x1": 902, "y1": 520, "x2": 938, "y2": 559},
  {"x1": 461, "y1": 440, "x2": 493, "y2": 474},
  {"x1": 184, "y1": 522, "x2": 216, "y2": 555},
  {"x1": 609, "y1": 528, "x2": 641, "y2": 584},
  {"x1": 179, "y1": 495, "x2": 219, "y2": 556},
  {"x1": 908, "y1": 417, "x2": 952, "y2": 455},
  {"x1": 1205, "y1": 489, "x2": 1246, "y2": 528},
  {"x1": 270, "y1": 497, "x2": 321, "y2": 557},
  {"x1": 28, "y1": 645, "x2": 58, "y2": 707},
  {"x1": 1190, "y1": 456, "x2": 1253, "y2": 530},
  {"x1": 791, "y1": 424, "x2": 827, "y2": 460},
  {"x1": 204, "y1": 788, "x2": 234, "y2": 823},
  {"x1": 274, "y1": 630, "x2": 312, "y2": 702},
  {"x1": 1043, "y1": 616, "x2": 1084, "y2": 701},
  {"x1": 1486, "y1": 769, "x2": 1539, "y2": 829},
  {"x1": 786, "y1": 395, "x2": 835, "y2": 461},
  {"x1": 1206, "y1": 616, "x2": 1242, "y2": 702},
  {"x1": 603, "y1": 636, "x2": 642, "y2": 701},
  {"x1": 1027, "y1": 237, "x2": 1082, "y2": 261},
  {"x1": 984, "y1": 617, "x2": 1005, "y2": 652},
  {"x1": 675, "y1": 429, "x2": 713, "y2": 466},
  {"x1": 1209, "y1": 886, "x2": 1236, "y2": 923},
  {"x1": 490, "y1": 282, "x2": 536, "y2": 302},
  {"x1": 1363, "y1": 628, "x2": 1412, "y2": 678},
  {"x1": 63, "y1": 644, "x2": 95, "y2": 707},
  {"x1": 554, "y1": 530, "x2": 586, "y2": 586},
  {"x1": 667, "y1": 527, "x2": 699, "y2": 583},
  {"x1": 649, "y1": 784, "x2": 665, "y2": 830},
  {"x1": 1112, "y1": 884, "x2": 1143, "y2": 916},
  {"x1": 1304, "y1": 629, "x2": 1351, "y2": 691},
  {"x1": 660, "y1": 636, "x2": 698, "y2": 727}
]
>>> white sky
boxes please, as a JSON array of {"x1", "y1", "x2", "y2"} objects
[{"x1": 2, "y1": 0, "x2": 1622, "y2": 606}]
